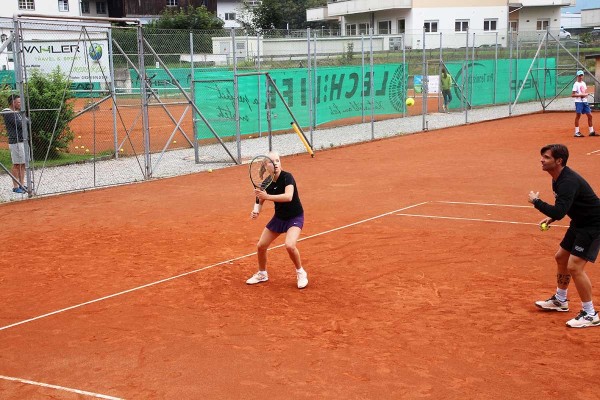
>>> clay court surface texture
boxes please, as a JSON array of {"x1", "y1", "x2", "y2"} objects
[{"x1": 2, "y1": 112, "x2": 600, "y2": 399}]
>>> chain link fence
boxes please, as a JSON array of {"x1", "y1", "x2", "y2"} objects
[{"x1": 0, "y1": 16, "x2": 597, "y2": 202}]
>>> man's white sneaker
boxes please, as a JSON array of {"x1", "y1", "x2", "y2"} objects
[
  {"x1": 297, "y1": 270, "x2": 308, "y2": 289},
  {"x1": 246, "y1": 271, "x2": 268, "y2": 285},
  {"x1": 566, "y1": 310, "x2": 600, "y2": 328},
  {"x1": 535, "y1": 295, "x2": 569, "y2": 312}
]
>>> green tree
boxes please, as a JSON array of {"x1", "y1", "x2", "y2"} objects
[
  {"x1": 27, "y1": 69, "x2": 75, "y2": 159},
  {"x1": 149, "y1": 5, "x2": 224, "y2": 30},
  {"x1": 239, "y1": 0, "x2": 337, "y2": 33}
]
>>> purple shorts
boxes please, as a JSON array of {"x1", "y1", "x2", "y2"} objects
[{"x1": 266, "y1": 214, "x2": 304, "y2": 233}]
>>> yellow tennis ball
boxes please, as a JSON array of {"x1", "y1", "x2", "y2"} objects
[
  {"x1": 208, "y1": 169, "x2": 213, "y2": 173},
  {"x1": 540, "y1": 223, "x2": 549, "y2": 231},
  {"x1": 406, "y1": 98, "x2": 415, "y2": 106}
]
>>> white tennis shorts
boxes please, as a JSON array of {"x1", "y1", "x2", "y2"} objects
[{"x1": 9, "y1": 142, "x2": 25, "y2": 164}]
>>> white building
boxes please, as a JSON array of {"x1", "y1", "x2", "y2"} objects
[
  {"x1": 308, "y1": 0, "x2": 576, "y2": 49},
  {"x1": 0, "y1": 0, "x2": 83, "y2": 18},
  {"x1": 581, "y1": 7, "x2": 600, "y2": 28}
]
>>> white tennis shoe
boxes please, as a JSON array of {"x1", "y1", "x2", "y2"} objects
[
  {"x1": 246, "y1": 271, "x2": 268, "y2": 285},
  {"x1": 566, "y1": 310, "x2": 600, "y2": 328},
  {"x1": 297, "y1": 269, "x2": 308, "y2": 289},
  {"x1": 535, "y1": 295, "x2": 569, "y2": 312}
]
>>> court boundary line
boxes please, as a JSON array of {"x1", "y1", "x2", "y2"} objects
[
  {"x1": 396, "y1": 200, "x2": 569, "y2": 228},
  {"x1": 395, "y1": 213, "x2": 568, "y2": 228},
  {"x1": 0, "y1": 202, "x2": 428, "y2": 332},
  {"x1": 0, "y1": 375, "x2": 123, "y2": 400}
]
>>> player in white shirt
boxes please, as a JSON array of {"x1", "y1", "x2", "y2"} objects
[{"x1": 572, "y1": 70, "x2": 596, "y2": 138}]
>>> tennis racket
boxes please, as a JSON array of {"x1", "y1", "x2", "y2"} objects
[{"x1": 249, "y1": 155, "x2": 276, "y2": 213}]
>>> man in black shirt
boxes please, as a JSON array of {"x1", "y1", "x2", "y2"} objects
[
  {"x1": 529, "y1": 144, "x2": 600, "y2": 328},
  {"x1": 246, "y1": 151, "x2": 308, "y2": 289}
]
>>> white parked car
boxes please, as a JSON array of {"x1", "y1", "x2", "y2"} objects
[{"x1": 560, "y1": 28, "x2": 571, "y2": 39}]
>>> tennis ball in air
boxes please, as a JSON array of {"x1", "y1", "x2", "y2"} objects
[
  {"x1": 406, "y1": 98, "x2": 415, "y2": 106},
  {"x1": 540, "y1": 223, "x2": 549, "y2": 231},
  {"x1": 173, "y1": 140, "x2": 177, "y2": 144}
]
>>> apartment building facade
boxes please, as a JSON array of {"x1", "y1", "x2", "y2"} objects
[
  {"x1": 307, "y1": 0, "x2": 576, "y2": 48},
  {"x1": 2, "y1": 0, "x2": 218, "y2": 20}
]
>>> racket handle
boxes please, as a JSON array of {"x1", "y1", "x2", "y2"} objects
[{"x1": 253, "y1": 202, "x2": 261, "y2": 213}]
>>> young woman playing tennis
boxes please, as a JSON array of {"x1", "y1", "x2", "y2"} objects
[{"x1": 247, "y1": 151, "x2": 308, "y2": 289}]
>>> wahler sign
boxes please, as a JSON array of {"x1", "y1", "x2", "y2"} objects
[{"x1": 22, "y1": 40, "x2": 111, "y2": 83}]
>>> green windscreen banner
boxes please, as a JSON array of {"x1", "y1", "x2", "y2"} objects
[
  {"x1": 444, "y1": 58, "x2": 557, "y2": 109},
  {"x1": 192, "y1": 64, "x2": 408, "y2": 139}
]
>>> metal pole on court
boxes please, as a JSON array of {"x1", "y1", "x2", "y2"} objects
[
  {"x1": 191, "y1": 31, "x2": 200, "y2": 163},
  {"x1": 232, "y1": 28, "x2": 241, "y2": 163},
  {"x1": 370, "y1": 28, "x2": 375, "y2": 139},
  {"x1": 108, "y1": 27, "x2": 119, "y2": 159},
  {"x1": 307, "y1": 28, "x2": 313, "y2": 144},
  {"x1": 422, "y1": 27, "x2": 426, "y2": 130},
  {"x1": 137, "y1": 24, "x2": 151, "y2": 178}
]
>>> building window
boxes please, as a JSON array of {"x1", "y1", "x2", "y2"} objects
[
  {"x1": 397, "y1": 19, "x2": 405, "y2": 34},
  {"x1": 96, "y1": 1, "x2": 107, "y2": 14},
  {"x1": 224, "y1": 12, "x2": 236, "y2": 21},
  {"x1": 378, "y1": 21, "x2": 391, "y2": 35},
  {"x1": 167, "y1": 0, "x2": 178, "y2": 6},
  {"x1": 424, "y1": 21, "x2": 438, "y2": 33},
  {"x1": 346, "y1": 24, "x2": 356, "y2": 36},
  {"x1": 484, "y1": 19, "x2": 497, "y2": 31},
  {"x1": 537, "y1": 19, "x2": 550, "y2": 31},
  {"x1": 81, "y1": 1, "x2": 89, "y2": 13},
  {"x1": 58, "y1": 0, "x2": 69, "y2": 12},
  {"x1": 359, "y1": 23, "x2": 370, "y2": 35},
  {"x1": 455, "y1": 20, "x2": 469, "y2": 32},
  {"x1": 18, "y1": 0, "x2": 35, "y2": 10}
]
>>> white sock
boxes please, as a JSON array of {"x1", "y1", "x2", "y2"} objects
[
  {"x1": 590, "y1": 127, "x2": 595, "y2": 133},
  {"x1": 556, "y1": 288, "x2": 568, "y2": 302},
  {"x1": 575, "y1": 127, "x2": 580, "y2": 133},
  {"x1": 582, "y1": 301, "x2": 595, "y2": 315},
  {"x1": 296, "y1": 267, "x2": 305, "y2": 273}
]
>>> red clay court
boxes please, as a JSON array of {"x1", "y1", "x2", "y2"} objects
[{"x1": 1, "y1": 112, "x2": 600, "y2": 399}]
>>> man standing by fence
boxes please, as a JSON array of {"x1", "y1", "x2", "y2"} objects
[{"x1": 2, "y1": 94, "x2": 27, "y2": 194}]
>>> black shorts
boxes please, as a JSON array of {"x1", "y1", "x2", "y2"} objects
[{"x1": 560, "y1": 226, "x2": 600, "y2": 262}]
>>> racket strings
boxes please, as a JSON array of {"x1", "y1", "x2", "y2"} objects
[{"x1": 250, "y1": 158, "x2": 275, "y2": 189}]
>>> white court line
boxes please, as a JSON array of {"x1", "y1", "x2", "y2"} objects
[
  {"x1": 0, "y1": 202, "x2": 428, "y2": 332},
  {"x1": 586, "y1": 149, "x2": 600, "y2": 155},
  {"x1": 395, "y1": 213, "x2": 569, "y2": 228},
  {"x1": 0, "y1": 375, "x2": 123, "y2": 400},
  {"x1": 434, "y1": 200, "x2": 531, "y2": 208}
]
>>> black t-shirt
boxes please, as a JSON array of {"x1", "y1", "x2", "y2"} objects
[
  {"x1": 534, "y1": 166, "x2": 600, "y2": 229},
  {"x1": 265, "y1": 170, "x2": 303, "y2": 220}
]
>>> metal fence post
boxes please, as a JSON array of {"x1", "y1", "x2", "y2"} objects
[
  {"x1": 370, "y1": 28, "x2": 374, "y2": 139},
  {"x1": 232, "y1": 28, "x2": 241, "y2": 163},
  {"x1": 137, "y1": 24, "x2": 151, "y2": 179},
  {"x1": 421, "y1": 27, "x2": 426, "y2": 130},
  {"x1": 494, "y1": 31, "x2": 498, "y2": 105},
  {"x1": 307, "y1": 28, "x2": 313, "y2": 142},
  {"x1": 108, "y1": 27, "x2": 119, "y2": 159}
]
